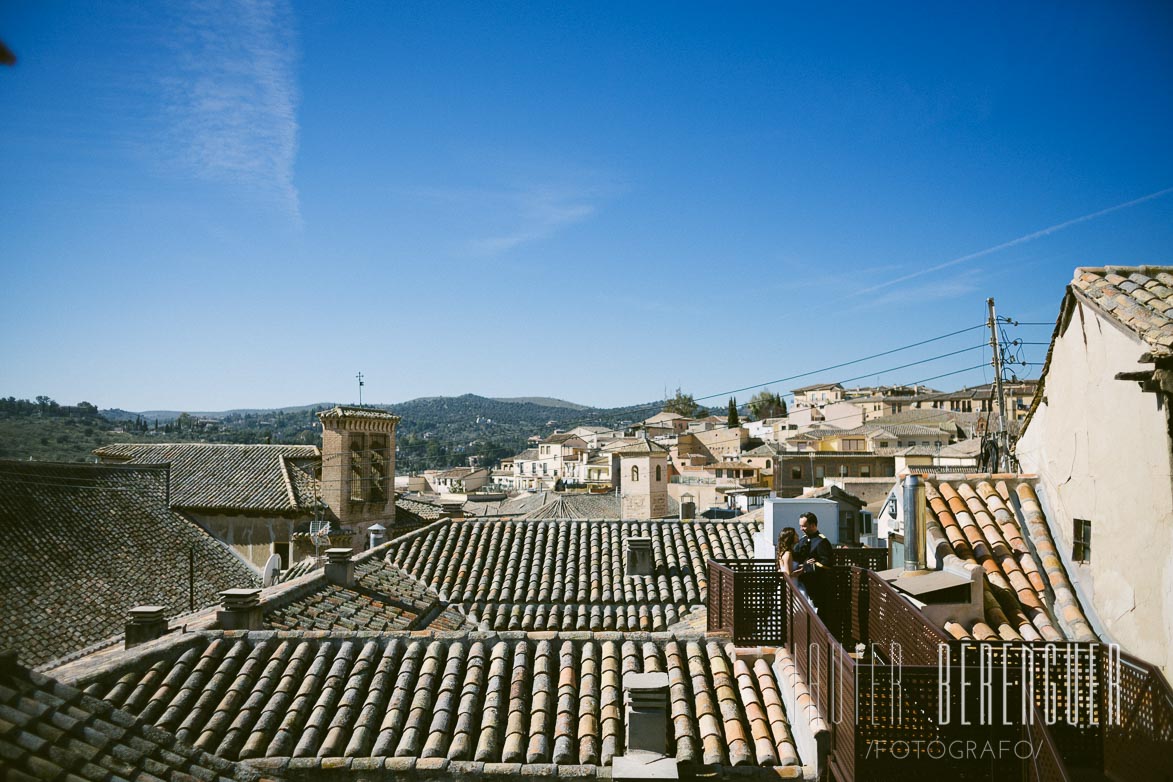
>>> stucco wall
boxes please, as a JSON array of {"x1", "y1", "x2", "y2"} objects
[
  {"x1": 188, "y1": 513, "x2": 299, "y2": 572},
  {"x1": 1016, "y1": 298, "x2": 1173, "y2": 678}
]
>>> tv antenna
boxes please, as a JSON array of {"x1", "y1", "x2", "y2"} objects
[{"x1": 356, "y1": 371, "x2": 364, "y2": 405}]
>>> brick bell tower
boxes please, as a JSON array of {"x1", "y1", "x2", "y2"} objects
[
  {"x1": 318, "y1": 406, "x2": 400, "y2": 544},
  {"x1": 614, "y1": 437, "x2": 670, "y2": 520}
]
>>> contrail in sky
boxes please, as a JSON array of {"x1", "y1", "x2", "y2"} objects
[{"x1": 853, "y1": 186, "x2": 1173, "y2": 296}]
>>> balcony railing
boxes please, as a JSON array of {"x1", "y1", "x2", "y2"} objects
[{"x1": 706, "y1": 561, "x2": 1173, "y2": 782}]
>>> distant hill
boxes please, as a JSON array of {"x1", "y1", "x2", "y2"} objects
[
  {"x1": 490, "y1": 396, "x2": 591, "y2": 410},
  {"x1": 13, "y1": 393, "x2": 658, "y2": 469},
  {"x1": 103, "y1": 403, "x2": 336, "y2": 423}
]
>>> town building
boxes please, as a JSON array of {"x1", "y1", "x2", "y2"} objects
[
  {"x1": 94, "y1": 406, "x2": 402, "y2": 570},
  {"x1": 1016, "y1": 266, "x2": 1173, "y2": 679}
]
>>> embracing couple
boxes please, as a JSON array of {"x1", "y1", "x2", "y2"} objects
[{"x1": 775, "y1": 511, "x2": 833, "y2": 610}]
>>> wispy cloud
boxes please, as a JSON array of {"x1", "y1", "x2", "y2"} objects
[
  {"x1": 851, "y1": 186, "x2": 1173, "y2": 297},
  {"x1": 413, "y1": 173, "x2": 619, "y2": 256},
  {"x1": 464, "y1": 181, "x2": 619, "y2": 255},
  {"x1": 466, "y1": 184, "x2": 606, "y2": 255},
  {"x1": 160, "y1": 0, "x2": 300, "y2": 220}
]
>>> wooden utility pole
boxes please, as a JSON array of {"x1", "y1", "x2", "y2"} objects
[{"x1": 987, "y1": 298, "x2": 1009, "y2": 471}]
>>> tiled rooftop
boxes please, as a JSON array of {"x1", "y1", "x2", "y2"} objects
[
  {"x1": 92, "y1": 443, "x2": 322, "y2": 513},
  {"x1": 384, "y1": 520, "x2": 757, "y2": 632},
  {"x1": 263, "y1": 556, "x2": 474, "y2": 633},
  {"x1": 318, "y1": 406, "x2": 402, "y2": 422},
  {"x1": 394, "y1": 496, "x2": 448, "y2": 533},
  {"x1": 464, "y1": 491, "x2": 679, "y2": 520},
  {"x1": 924, "y1": 476, "x2": 1096, "y2": 643},
  {"x1": 462, "y1": 491, "x2": 552, "y2": 518},
  {"x1": 72, "y1": 631, "x2": 800, "y2": 775},
  {"x1": 0, "y1": 461, "x2": 259, "y2": 667},
  {"x1": 0, "y1": 654, "x2": 259, "y2": 782},
  {"x1": 611, "y1": 438, "x2": 670, "y2": 456},
  {"x1": 1072, "y1": 265, "x2": 1173, "y2": 354}
]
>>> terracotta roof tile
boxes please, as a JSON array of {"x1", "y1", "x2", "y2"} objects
[
  {"x1": 0, "y1": 656, "x2": 258, "y2": 782},
  {"x1": 384, "y1": 520, "x2": 756, "y2": 632},
  {"x1": 252, "y1": 545, "x2": 474, "y2": 640},
  {"x1": 75, "y1": 632, "x2": 798, "y2": 773},
  {"x1": 92, "y1": 443, "x2": 322, "y2": 513},
  {"x1": 924, "y1": 476, "x2": 1095, "y2": 642},
  {"x1": 0, "y1": 461, "x2": 259, "y2": 667},
  {"x1": 1071, "y1": 265, "x2": 1173, "y2": 354}
]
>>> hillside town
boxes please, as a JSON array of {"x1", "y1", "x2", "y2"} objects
[
  {"x1": 402, "y1": 377, "x2": 1038, "y2": 522},
  {"x1": 2, "y1": 266, "x2": 1171, "y2": 781}
]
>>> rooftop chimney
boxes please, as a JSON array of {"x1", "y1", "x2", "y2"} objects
[
  {"x1": 325, "y1": 547, "x2": 355, "y2": 587},
  {"x1": 613, "y1": 671, "x2": 678, "y2": 780},
  {"x1": 217, "y1": 588, "x2": 262, "y2": 630},
  {"x1": 625, "y1": 537, "x2": 654, "y2": 577},
  {"x1": 368, "y1": 523, "x2": 387, "y2": 549},
  {"x1": 125, "y1": 605, "x2": 168, "y2": 648},
  {"x1": 903, "y1": 475, "x2": 927, "y2": 573}
]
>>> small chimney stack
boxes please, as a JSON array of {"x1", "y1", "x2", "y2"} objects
[
  {"x1": 325, "y1": 547, "x2": 355, "y2": 587},
  {"x1": 217, "y1": 588, "x2": 262, "y2": 630},
  {"x1": 903, "y1": 475, "x2": 927, "y2": 573},
  {"x1": 368, "y1": 523, "x2": 387, "y2": 549},
  {"x1": 625, "y1": 537, "x2": 654, "y2": 577},
  {"x1": 612, "y1": 671, "x2": 678, "y2": 780},
  {"x1": 624, "y1": 671, "x2": 670, "y2": 754},
  {"x1": 125, "y1": 605, "x2": 168, "y2": 648}
]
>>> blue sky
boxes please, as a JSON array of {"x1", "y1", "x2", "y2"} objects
[{"x1": 2, "y1": 1, "x2": 1172, "y2": 411}]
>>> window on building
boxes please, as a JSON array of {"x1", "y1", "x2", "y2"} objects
[
  {"x1": 349, "y1": 437, "x2": 365, "y2": 502},
  {"x1": 273, "y1": 541, "x2": 291, "y2": 570},
  {"x1": 765, "y1": 459, "x2": 772, "y2": 468},
  {"x1": 879, "y1": 441, "x2": 890, "y2": 449},
  {"x1": 631, "y1": 465, "x2": 640, "y2": 482},
  {"x1": 655, "y1": 465, "x2": 662, "y2": 481},
  {"x1": 815, "y1": 465, "x2": 825, "y2": 479},
  {"x1": 860, "y1": 465, "x2": 871, "y2": 477},
  {"x1": 839, "y1": 464, "x2": 849, "y2": 477},
  {"x1": 1073, "y1": 518, "x2": 1092, "y2": 562},
  {"x1": 791, "y1": 466, "x2": 802, "y2": 480}
]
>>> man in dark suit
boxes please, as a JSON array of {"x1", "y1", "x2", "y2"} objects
[{"x1": 794, "y1": 512, "x2": 834, "y2": 609}]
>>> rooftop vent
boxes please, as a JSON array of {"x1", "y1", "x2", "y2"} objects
[
  {"x1": 325, "y1": 547, "x2": 355, "y2": 587},
  {"x1": 613, "y1": 671, "x2": 678, "y2": 780},
  {"x1": 217, "y1": 588, "x2": 262, "y2": 631},
  {"x1": 368, "y1": 523, "x2": 387, "y2": 549},
  {"x1": 124, "y1": 605, "x2": 167, "y2": 648},
  {"x1": 625, "y1": 537, "x2": 654, "y2": 577}
]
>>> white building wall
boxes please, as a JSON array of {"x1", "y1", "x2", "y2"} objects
[{"x1": 1016, "y1": 301, "x2": 1173, "y2": 679}]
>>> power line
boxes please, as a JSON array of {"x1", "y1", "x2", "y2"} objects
[
  {"x1": 691, "y1": 323, "x2": 988, "y2": 403},
  {"x1": 530, "y1": 324, "x2": 991, "y2": 436}
]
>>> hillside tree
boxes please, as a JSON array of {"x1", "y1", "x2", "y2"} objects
[
  {"x1": 748, "y1": 390, "x2": 787, "y2": 420},
  {"x1": 662, "y1": 387, "x2": 700, "y2": 418}
]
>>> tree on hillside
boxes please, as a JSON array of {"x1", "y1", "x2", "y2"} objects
[
  {"x1": 748, "y1": 390, "x2": 787, "y2": 421},
  {"x1": 727, "y1": 397, "x2": 739, "y2": 427},
  {"x1": 662, "y1": 387, "x2": 700, "y2": 418}
]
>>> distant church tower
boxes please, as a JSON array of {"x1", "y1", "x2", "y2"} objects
[
  {"x1": 318, "y1": 406, "x2": 400, "y2": 540},
  {"x1": 614, "y1": 437, "x2": 669, "y2": 519}
]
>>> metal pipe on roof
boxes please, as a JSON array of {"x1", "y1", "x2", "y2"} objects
[{"x1": 903, "y1": 475, "x2": 927, "y2": 572}]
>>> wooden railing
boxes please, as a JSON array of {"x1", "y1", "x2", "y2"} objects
[
  {"x1": 1103, "y1": 651, "x2": 1173, "y2": 782},
  {"x1": 708, "y1": 561, "x2": 1173, "y2": 780}
]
